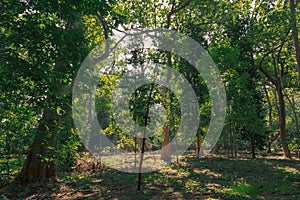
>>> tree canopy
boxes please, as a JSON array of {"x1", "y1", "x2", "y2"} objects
[{"x1": 0, "y1": 0, "x2": 299, "y2": 197}]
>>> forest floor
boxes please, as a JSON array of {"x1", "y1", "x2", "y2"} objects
[{"x1": 1, "y1": 152, "x2": 300, "y2": 200}]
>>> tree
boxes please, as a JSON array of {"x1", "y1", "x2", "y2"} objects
[
  {"x1": 210, "y1": 43, "x2": 267, "y2": 158},
  {"x1": 2, "y1": 0, "x2": 298, "y2": 187},
  {"x1": 16, "y1": 0, "x2": 89, "y2": 183},
  {"x1": 1, "y1": 0, "x2": 117, "y2": 183},
  {"x1": 252, "y1": 0, "x2": 300, "y2": 158},
  {"x1": 217, "y1": 0, "x2": 296, "y2": 158},
  {"x1": 289, "y1": 0, "x2": 300, "y2": 80}
]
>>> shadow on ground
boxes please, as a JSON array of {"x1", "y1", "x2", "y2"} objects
[{"x1": 1, "y1": 154, "x2": 299, "y2": 199}]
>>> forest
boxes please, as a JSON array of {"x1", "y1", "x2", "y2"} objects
[{"x1": 1, "y1": 0, "x2": 300, "y2": 199}]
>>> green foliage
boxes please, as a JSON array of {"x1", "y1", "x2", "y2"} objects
[
  {"x1": 1, "y1": 0, "x2": 299, "y2": 187},
  {"x1": 210, "y1": 43, "x2": 268, "y2": 153}
]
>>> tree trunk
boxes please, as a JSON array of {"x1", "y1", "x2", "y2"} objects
[
  {"x1": 160, "y1": 0, "x2": 192, "y2": 163},
  {"x1": 18, "y1": 59, "x2": 70, "y2": 184},
  {"x1": 267, "y1": 143, "x2": 271, "y2": 154},
  {"x1": 160, "y1": 44, "x2": 172, "y2": 162},
  {"x1": 161, "y1": 127, "x2": 171, "y2": 162},
  {"x1": 230, "y1": 126, "x2": 237, "y2": 159},
  {"x1": 264, "y1": 85, "x2": 277, "y2": 153},
  {"x1": 233, "y1": 135, "x2": 237, "y2": 158},
  {"x1": 289, "y1": 0, "x2": 300, "y2": 80},
  {"x1": 277, "y1": 84, "x2": 291, "y2": 158},
  {"x1": 137, "y1": 82, "x2": 155, "y2": 191},
  {"x1": 195, "y1": 132, "x2": 209, "y2": 158},
  {"x1": 19, "y1": 109, "x2": 59, "y2": 184},
  {"x1": 285, "y1": 93, "x2": 300, "y2": 158},
  {"x1": 264, "y1": 85, "x2": 274, "y2": 132},
  {"x1": 285, "y1": 94, "x2": 300, "y2": 136},
  {"x1": 196, "y1": 131, "x2": 201, "y2": 158},
  {"x1": 137, "y1": 137, "x2": 146, "y2": 191},
  {"x1": 266, "y1": 132, "x2": 280, "y2": 153},
  {"x1": 212, "y1": 144, "x2": 219, "y2": 154},
  {"x1": 250, "y1": 139, "x2": 256, "y2": 159},
  {"x1": 134, "y1": 137, "x2": 137, "y2": 169},
  {"x1": 258, "y1": 50, "x2": 291, "y2": 158}
]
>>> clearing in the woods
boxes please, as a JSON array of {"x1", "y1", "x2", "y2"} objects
[{"x1": 1, "y1": 152, "x2": 299, "y2": 200}]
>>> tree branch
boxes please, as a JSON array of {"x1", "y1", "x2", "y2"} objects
[
  {"x1": 96, "y1": 14, "x2": 110, "y2": 61},
  {"x1": 167, "y1": 0, "x2": 193, "y2": 27},
  {"x1": 276, "y1": 30, "x2": 290, "y2": 79},
  {"x1": 257, "y1": 51, "x2": 277, "y2": 86},
  {"x1": 256, "y1": 33, "x2": 290, "y2": 86}
]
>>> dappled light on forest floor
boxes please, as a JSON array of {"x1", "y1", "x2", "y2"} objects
[{"x1": 1, "y1": 153, "x2": 299, "y2": 199}]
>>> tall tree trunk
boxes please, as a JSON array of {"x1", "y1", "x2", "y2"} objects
[
  {"x1": 160, "y1": 0, "x2": 192, "y2": 163},
  {"x1": 277, "y1": 84, "x2": 291, "y2": 158},
  {"x1": 18, "y1": 59, "x2": 69, "y2": 184},
  {"x1": 19, "y1": 108, "x2": 59, "y2": 184},
  {"x1": 137, "y1": 83, "x2": 155, "y2": 191},
  {"x1": 160, "y1": 45, "x2": 172, "y2": 163},
  {"x1": 257, "y1": 47, "x2": 291, "y2": 158}
]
